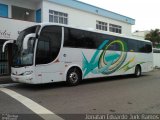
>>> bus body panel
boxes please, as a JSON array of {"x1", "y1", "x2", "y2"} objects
[
  {"x1": 62, "y1": 47, "x2": 153, "y2": 80},
  {"x1": 34, "y1": 52, "x2": 66, "y2": 83},
  {"x1": 11, "y1": 66, "x2": 37, "y2": 84},
  {"x1": 11, "y1": 50, "x2": 153, "y2": 84}
]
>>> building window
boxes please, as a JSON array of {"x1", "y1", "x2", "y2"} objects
[
  {"x1": 96, "y1": 21, "x2": 108, "y2": 31},
  {"x1": 12, "y1": 6, "x2": 35, "y2": 22},
  {"x1": 49, "y1": 10, "x2": 68, "y2": 25},
  {"x1": 109, "y1": 24, "x2": 122, "y2": 34},
  {"x1": 0, "y1": 3, "x2": 8, "y2": 17}
]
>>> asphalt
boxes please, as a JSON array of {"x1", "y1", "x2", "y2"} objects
[
  {"x1": 0, "y1": 76, "x2": 13, "y2": 84},
  {"x1": 0, "y1": 69, "x2": 160, "y2": 120},
  {"x1": 10, "y1": 70, "x2": 160, "y2": 113}
]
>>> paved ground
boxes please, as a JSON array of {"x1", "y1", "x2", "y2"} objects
[
  {"x1": 0, "y1": 70, "x2": 160, "y2": 120},
  {"x1": 0, "y1": 76, "x2": 13, "y2": 84}
]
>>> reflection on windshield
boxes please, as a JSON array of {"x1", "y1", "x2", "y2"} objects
[
  {"x1": 21, "y1": 39, "x2": 34, "y2": 64},
  {"x1": 12, "y1": 26, "x2": 40, "y2": 67},
  {"x1": 14, "y1": 38, "x2": 34, "y2": 65}
]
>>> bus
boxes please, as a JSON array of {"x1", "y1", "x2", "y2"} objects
[
  {"x1": 3, "y1": 23, "x2": 153, "y2": 85},
  {"x1": 153, "y1": 48, "x2": 160, "y2": 68},
  {"x1": 153, "y1": 48, "x2": 160, "y2": 53}
]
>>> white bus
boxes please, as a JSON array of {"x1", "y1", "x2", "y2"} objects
[
  {"x1": 3, "y1": 23, "x2": 153, "y2": 85},
  {"x1": 153, "y1": 48, "x2": 160, "y2": 68}
]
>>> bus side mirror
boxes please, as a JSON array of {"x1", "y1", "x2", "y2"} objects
[
  {"x1": 23, "y1": 33, "x2": 36, "y2": 50},
  {"x1": 2, "y1": 40, "x2": 15, "y2": 52},
  {"x1": 36, "y1": 34, "x2": 39, "y2": 39}
]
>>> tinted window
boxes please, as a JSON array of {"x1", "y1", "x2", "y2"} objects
[
  {"x1": 138, "y1": 42, "x2": 145, "y2": 53},
  {"x1": 127, "y1": 39, "x2": 138, "y2": 52},
  {"x1": 144, "y1": 42, "x2": 152, "y2": 53},
  {"x1": 64, "y1": 27, "x2": 152, "y2": 53},
  {"x1": 64, "y1": 28, "x2": 97, "y2": 49},
  {"x1": 107, "y1": 41, "x2": 121, "y2": 51},
  {"x1": 36, "y1": 26, "x2": 62, "y2": 64},
  {"x1": 137, "y1": 41, "x2": 152, "y2": 53},
  {"x1": 12, "y1": 25, "x2": 40, "y2": 67},
  {"x1": 126, "y1": 39, "x2": 152, "y2": 53},
  {"x1": 106, "y1": 37, "x2": 127, "y2": 51},
  {"x1": 64, "y1": 27, "x2": 118, "y2": 50}
]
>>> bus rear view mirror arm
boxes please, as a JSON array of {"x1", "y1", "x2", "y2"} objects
[
  {"x1": 2, "y1": 40, "x2": 15, "y2": 53},
  {"x1": 23, "y1": 33, "x2": 36, "y2": 50}
]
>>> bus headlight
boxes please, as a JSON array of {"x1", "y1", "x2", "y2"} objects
[{"x1": 23, "y1": 71, "x2": 33, "y2": 75}]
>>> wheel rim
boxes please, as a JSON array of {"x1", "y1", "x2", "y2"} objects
[{"x1": 69, "y1": 72, "x2": 78, "y2": 83}]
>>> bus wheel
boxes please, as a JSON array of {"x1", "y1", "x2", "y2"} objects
[
  {"x1": 134, "y1": 65, "x2": 141, "y2": 77},
  {"x1": 66, "y1": 68, "x2": 82, "y2": 86}
]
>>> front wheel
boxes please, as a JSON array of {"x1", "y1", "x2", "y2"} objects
[
  {"x1": 66, "y1": 68, "x2": 82, "y2": 86},
  {"x1": 134, "y1": 65, "x2": 141, "y2": 77}
]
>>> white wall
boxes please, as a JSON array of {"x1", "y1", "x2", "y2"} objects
[
  {"x1": 0, "y1": 0, "x2": 38, "y2": 18},
  {"x1": 42, "y1": 1, "x2": 132, "y2": 36},
  {"x1": 132, "y1": 31, "x2": 149, "y2": 40},
  {"x1": 35, "y1": 2, "x2": 42, "y2": 10},
  {"x1": 0, "y1": 0, "x2": 41, "y2": 40},
  {"x1": 153, "y1": 53, "x2": 160, "y2": 68},
  {"x1": 0, "y1": 17, "x2": 35, "y2": 40},
  {"x1": 0, "y1": 0, "x2": 37, "y2": 9}
]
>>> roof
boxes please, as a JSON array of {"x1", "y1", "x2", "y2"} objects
[{"x1": 47, "y1": 0, "x2": 135, "y2": 25}]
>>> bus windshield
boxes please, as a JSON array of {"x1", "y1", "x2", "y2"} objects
[{"x1": 12, "y1": 25, "x2": 40, "y2": 67}]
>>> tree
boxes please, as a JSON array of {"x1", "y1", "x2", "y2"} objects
[{"x1": 145, "y1": 29, "x2": 160, "y2": 47}]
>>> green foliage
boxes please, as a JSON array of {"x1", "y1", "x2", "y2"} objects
[{"x1": 145, "y1": 29, "x2": 160, "y2": 47}]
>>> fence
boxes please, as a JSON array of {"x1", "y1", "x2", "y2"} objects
[
  {"x1": 0, "y1": 62, "x2": 8, "y2": 75},
  {"x1": 0, "y1": 44, "x2": 9, "y2": 75}
]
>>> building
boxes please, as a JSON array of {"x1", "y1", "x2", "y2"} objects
[
  {"x1": 0, "y1": 0, "x2": 135, "y2": 76},
  {"x1": 132, "y1": 30, "x2": 149, "y2": 39}
]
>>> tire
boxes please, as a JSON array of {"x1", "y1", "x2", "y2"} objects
[
  {"x1": 134, "y1": 65, "x2": 141, "y2": 77},
  {"x1": 66, "y1": 68, "x2": 82, "y2": 86}
]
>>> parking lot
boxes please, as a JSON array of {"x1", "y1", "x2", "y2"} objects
[{"x1": 0, "y1": 70, "x2": 160, "y2": 120}]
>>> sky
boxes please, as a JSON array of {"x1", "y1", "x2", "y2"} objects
[{"x1": 78, "y1": 0, "x2": 160, "y2": 32}]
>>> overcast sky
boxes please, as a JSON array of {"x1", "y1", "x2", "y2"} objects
[{"x1": 78, "y1": 0, "x2": 160, "y2": 32}]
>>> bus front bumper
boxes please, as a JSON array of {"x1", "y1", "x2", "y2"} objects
[{"x1": 11, "y1": 74, "x2": 35, "y2": 84}]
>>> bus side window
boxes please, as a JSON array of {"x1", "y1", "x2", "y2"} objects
[
  {"x1": 145, "y1": 42, "x2": 152, "y2": 53},
  {"x1": 107, "y1": 43, "x2": 119, "y2": 51},
  {"x1": 137, "y1": 41, "x2": 152, "y2": 53},
  {"x1": 127, "y1": 39, "x2": 138, "y2": 52},
  {"x1": 64, "y1": 28, "x2": 97, "y2": 49},
  {"x1": 138, "y1": 42, "x2": 147, "y2": 53},
  {"x1": 36, "y1": 39, "x2": 50, "y2": 64},
  {"x1": 83, "y1": 31, "x2": 96, "y2": 49},
  {"x1": 64, "y1": 28, "x2": 82, "y2": 48}
]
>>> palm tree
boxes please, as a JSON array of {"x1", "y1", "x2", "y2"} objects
[{"x1": 145, "y1": 29, "x2": 160, "y2": 47}]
